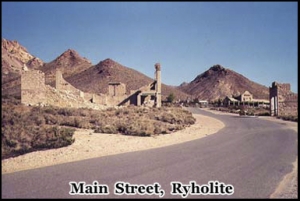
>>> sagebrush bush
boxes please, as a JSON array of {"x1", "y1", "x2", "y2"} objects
[
  {"x1": 278, "y1": 115, "x2": 298, "y2": 122},
  {"x1": 2, "y1": 99, "x2": 195, "y2": 159}
]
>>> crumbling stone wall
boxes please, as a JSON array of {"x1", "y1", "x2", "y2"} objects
[
  {"x1": 108, "y1": 82, "x2": 126, "y2": 96},
  {"x1": 269, "y1": 82, "x2": 298, "y2": 116},
  {"x1": 21, "y1": 70, "x2": 107, "y2": 109},
  {"x1": 46, "y1": 86, "x2": 106, "y2": 110},
  {"x1": 21, "y1": 62, "x2": 161, "y2": 109},
  {"x1": 83, "y1": 92, "x2": 107, "y2": 105},
  {"x1": 55, "y1": 70, "x2": 82, "y2": 97},
  {"x1": 21, "y1": 70, "x2": 46, "y2": 106}
]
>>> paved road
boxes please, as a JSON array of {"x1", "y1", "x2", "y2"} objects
[{"x1": 2, "y1": 108, "x2": 297, "y2": 198}]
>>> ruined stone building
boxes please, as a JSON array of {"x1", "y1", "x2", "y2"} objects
[
  {"x1": 21, "y1": 70, "x2": 46, "y2": 106},
  {"x1": 135, "y1": 63, "x2": 161, "y2": 107},
  {"x1": 269, "y1": 82, "x2": 298, "y2": 116},
  {"x1": 21, "y1": 63, "x2": 162, "y2": 109}
]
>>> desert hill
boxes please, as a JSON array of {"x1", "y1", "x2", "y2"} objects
[
  {"x1": 178, "y1": 64, "x2": 269, "y2": 101},
  {"x1": 1, "y1": 39, "x2": 189, "y2": 101},
  {"x1": 2, "y1": 38, "x2": 44, "y2": 96},
  {"x1": 2, "y1": 38, "x2": 43, "y2": 73},
  {"x1": 66, "y1": 58, "x2": 190, "y2": 100},
  {"x1": 39, "y1": 49, "x2": 92, "y2": 85}
]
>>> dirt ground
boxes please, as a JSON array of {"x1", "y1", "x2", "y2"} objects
[{"x1": 2, "y1": 113, "x2": 224, "y2": 174}]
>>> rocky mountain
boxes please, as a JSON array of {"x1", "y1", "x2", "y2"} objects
[
  {"x1": 178, "y1": 64, "x2": 269, "y2": 101},
  {"x1": 2, "y1": 38, "x2": 271, "y2": 103},
  {"x1": 39, "y1": 49, "x2": 92, "y2": 84},
  {"x1": 1, "y1": 39, "x2": 189, "y2": 100},
  {"x1": 2, "y1": 38, "x2": 44, "y2": 96},
  {"x1": 66, "y1": 58, "x2": 190, "y2": 100},
  {"x1": 2, "y1": 38, "x2": 43, "y2": 74}
]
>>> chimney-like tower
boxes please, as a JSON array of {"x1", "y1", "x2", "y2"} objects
[{"x1": 155, "y1": 63, "x2": 161, "y2": 107}]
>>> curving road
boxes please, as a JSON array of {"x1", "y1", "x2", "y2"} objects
[{"x1": 2, "y1": 108, "x2": 297, "y2": 198}]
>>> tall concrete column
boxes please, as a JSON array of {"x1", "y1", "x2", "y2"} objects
[
  {"x1": 155, "y1": 63, "x2": 161, "y2": 108},
  {"x1": 137, "y1": 94, "x2": 141, "y2": 106},
  {"x1": 275, "y1": 96, "x2": 278, "y2": 116},
  {"x1": 55, "y1": 70, "x2": 63, "y2": 89},
  {"x1": 270, "y1": 97, "x2": 275, "y2": 116}
]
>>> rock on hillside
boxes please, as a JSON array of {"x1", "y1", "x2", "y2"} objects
[
  {"x1": 178, "y1": 64, "x2": 269, "y2": 101},
  {"x1": 2, "y1": 38, "x2": 44, "y2": 96},
  {"x1": 2, "y1": 38, "x2": 44, "y2": 74}
]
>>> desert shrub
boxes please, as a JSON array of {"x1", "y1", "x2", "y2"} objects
[
  {"x1": 43, "y1": 106, "x2": 58, "y2": 115},
  {"x1": 160, "y1": 112, "x2": 176, "y2": 124},
  {"x1": 278, "y1": 115, "x2": 298, "y2": 122},
  {"x1": 258, "y1": 111, "x2": 270, "y2": 116},
  {"x1": 57, "y1": 108, "x2": 73, "y2": 116},
  {"x1": 78, "y1": 108, "x2": 90, "y2": 117},
  {"x1": 120, "y1": 120, "x2": 153, "y2": 136},
  {"x1": 2, "y1": 102, "x2": 196, "y2": 158},
  {"x1": 31, "y1": 127, "x2": 75, "y2": 149},
  {"x1": 76, "y1": 118, "x2": 91, "y2": 129},
  {"x1": 167, "y1": 93, "x2": 175, "y2": 103},
  {"x1": 44, "y1": 113, "x2": 60, "y2": 125},
  {"x1": 184, "y1": 116, "x2": 196, "y2": 124},
  {"x1": 94, "y1": 125, "x2": 115, "y2": 134},
  {"x1": 2, "y1": 94, "x2": 21, "y2": 105},
  {"x1": 1, "y1": 104, "x2": 77, "y2": 159},
  {"x1": 32, "y1": 115, "x2": 45, "y2": 126}
]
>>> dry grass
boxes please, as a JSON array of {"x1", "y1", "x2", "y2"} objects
[
  {"x1": 2, "y1": 102, "x2": 75, "y2": 159},
  {"x1": 2, "y1": 97, "x2": 195, "y2": 159},
  {"x1": 277, "y1": 115, "x2": 298, "y2": 122}
]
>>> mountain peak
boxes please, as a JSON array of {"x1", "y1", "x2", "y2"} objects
[
  {"x1": 58, "y1": 49, "x2": 79, "y2": 59},
  {"x1": 179, "y1": 64, "x2": 269, "y2": 101},
  {"x1": 2, "y1": 38, "x2": 22, "y2": 49},
  {"x1": 209, "y1": 64, "x2": 225, "y2": 71},
  {"x1": 39, "y1": 48, "x2": 92, "y2": 84},
  {"x1": 99, "y1": 58, "x2": 118, "y2": 65},
  {"x1": 95, "y1": 58, "x2": 121, "y2": 70},
  {"x1": 55, "y1": 49, "x2": 91, "y2": 65}
]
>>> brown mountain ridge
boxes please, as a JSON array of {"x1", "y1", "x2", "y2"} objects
[
  {"x1": 178, "y1": 64, "x2": 269, "y2": 101},
  {"x1": 1, "y1": 38, "x2": 189, "y2": 101},
  {"x1": 2, "y1": 38, "x2": 44, "y2": 96},
  {"x1": 2, "y1": 38, "x2": 272, "y2": 103},
  {"x1": 40, "y1": 49, "x2": 93, "y2": 85},
  {"x1": 66, "y1": 58, "x2": 190, "y2": 100}
]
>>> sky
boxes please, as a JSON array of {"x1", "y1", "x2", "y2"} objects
[{"x1": 2, "y1": 2, "x2": 298, "y2": 93}]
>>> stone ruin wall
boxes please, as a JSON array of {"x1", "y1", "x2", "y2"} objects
[
  {"x1": 270, "y1": 82, "x2": 298, "y2": 116},
  {"x1": 108, "y1": 83, "x2": 126, "y2": 96},
  {"x1": 107, "y1": 83, "x2": 129, "y2": 106},
  {"x1": 21, "y1": 70, "x2": 132, "y2": 109},
  {"x1": 56, "y1": 70, "x2": 120, "y2": 106},
  {"x1": 21, "y1": 63, "x2": 161, "y2": 109},
  {"x1": 55, "y1": 70, "x2": 82, "y2": 97},
  {"x1": 277, "y1": 84, "x2": 298, "y2": 116},
  {"x1": 21, "y1": 70, "x2": 47, "y2": 106},
  {"x1": 21, "y1": 70, "x2": 107, "y2": 109}
]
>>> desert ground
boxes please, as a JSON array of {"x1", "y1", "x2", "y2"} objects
[{"x1": 2, "y1": 112, "x2": 224, "y2": 174}]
